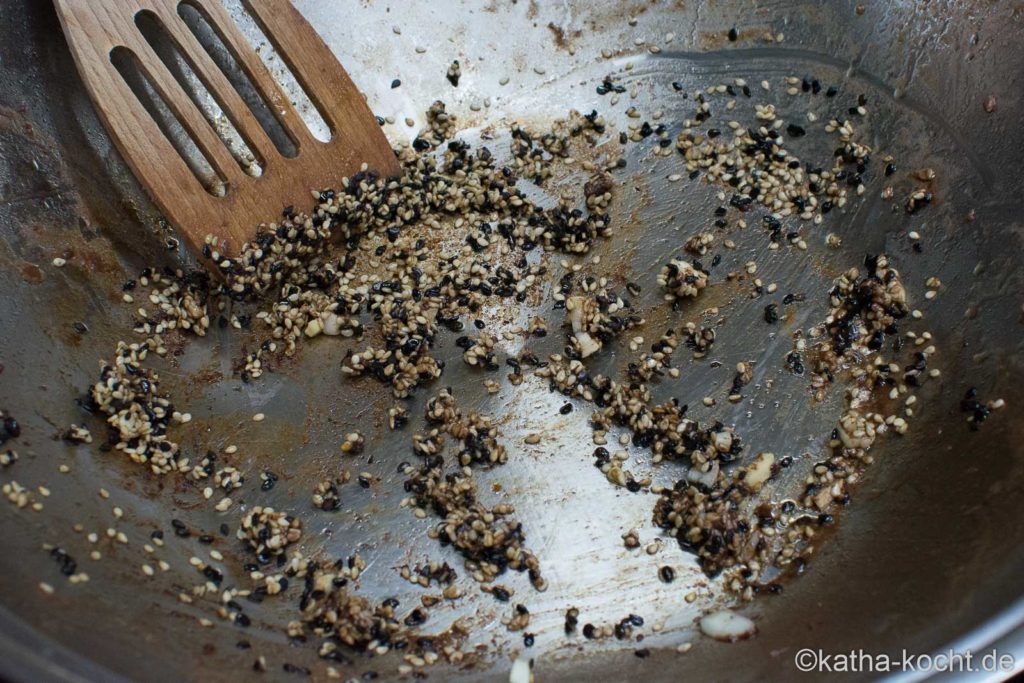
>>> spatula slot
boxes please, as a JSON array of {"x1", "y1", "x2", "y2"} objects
[
  {"x1": 134, "y1": 10, "x2": 264, "y2": 178},
  {"x1": 110, "y1": 45, "x2": 227, "y2": 197},
  {"x1": 180, "y1": 0, "x2": 332, "y2": 147},
  {"x1": 176, "y1": 1, "x2": 302, "y2": 160}
]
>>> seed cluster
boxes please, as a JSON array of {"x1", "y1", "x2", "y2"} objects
[
  {"x1": 682, "y1": 322, "x2": 716, "y2": 357},
  {"x1": 564, "y1": 277, "x2": 644, "y2": 358},
  {"x1": 658, "y1": 259, "x2": 710, "y2": 301},
  {"x1": 198, "y1": 112, "x2": 613, "y2": 398},
  {"x1": 87, "y1": 340, "x2": 186, "y2": 475},
  {"x1": 537, "y1": 355, "x2": 743, "y2": 467},
  {"x1": 653, "y1": 255, "x2": 944, "y2": 598},
  {"x1": 459, "y1": 331, "x2": 498, "y2": 368},
  {"x1": 399, "y1": 559, "x2": 457, "y2": 588},
  {"x1": 673, "y1": 80, "x2": 871, "y2": 231},
  {"x1": 446, "y1": 60, "x2": 461, "y2": 87},
  {"x1": 61, "y1": 424, "x2": 93, "y2": 444},
  {"x1": 960, "y1": 388, "x2": 1006, "y2": 429},
  {"x1": 238, "y1": 506, "x2": 302, "y2": 560},
  {"x1": 405, "y1": 465, "x2": 544, "y2": 588},
  {"x1": 312, "y1": 479, "x2": 342, "y2": 511},
  {"x1": 405, "y1": 389, "x2": 543, "y2": 590},
  {"x1": 128, "y1": 268, "x2": 211, "y2": 338}
]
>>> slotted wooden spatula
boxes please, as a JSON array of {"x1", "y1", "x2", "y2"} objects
[{"x1": 54, "y1": 0, "x2": 400, "y2": 256}]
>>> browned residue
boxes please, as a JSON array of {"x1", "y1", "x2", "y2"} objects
[
  {"x1": 74, "y1": 243, "x2": 121, "y2": 275},
  {"x1": 18, "y1": 261, "x2": 43, "y2": 283},
  {"x1": 546, "y1": 22, "x2": 582, "y2": 51}
]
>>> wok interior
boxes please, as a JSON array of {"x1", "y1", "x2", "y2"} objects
[{"x1": 1, "y1": 0, "x2": 1023, "y2": 680}]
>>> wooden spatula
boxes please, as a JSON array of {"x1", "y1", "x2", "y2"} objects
[{"x1": 54, "y1": 0, "x2": 400, "y2": 257}]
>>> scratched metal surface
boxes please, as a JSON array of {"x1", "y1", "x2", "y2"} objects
[{"x1": 0, "y1": 0, "x2": 1023, "y2": 681}]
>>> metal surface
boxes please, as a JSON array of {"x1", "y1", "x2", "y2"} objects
[{"x1": 0, "y1": 0, "x2": 1023, "y2": 681}]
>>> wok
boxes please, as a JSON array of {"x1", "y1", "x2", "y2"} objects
[{"x1": 1, "y1": 0, "x2": 1023, "y2": 681}]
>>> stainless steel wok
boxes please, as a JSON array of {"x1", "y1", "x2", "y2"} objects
[{"x1": 1, "y1": 0, "x2": 1023, "y2": 681}]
